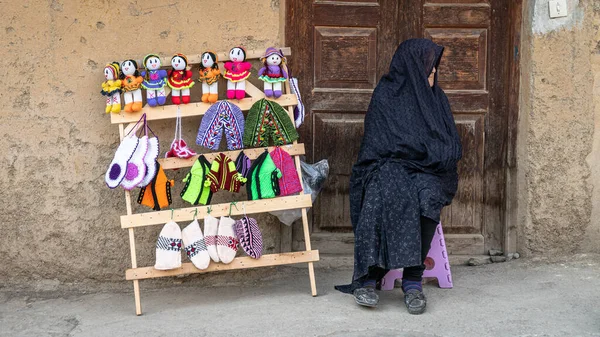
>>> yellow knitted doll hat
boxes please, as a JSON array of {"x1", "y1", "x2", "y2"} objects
[
  {"x1": 143, "y1": 54, "x2": 160, "y2": 68},
  {"x1": 172, "y1": 53, "x2": 188, "y2": 65},
  {"x1": 105, "y1": 62, "x2": 120, "y2": 79}
]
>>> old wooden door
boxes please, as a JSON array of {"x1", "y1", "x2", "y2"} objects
[{"x1": 287, "y1": 0, "x2": 514, "y2": 255}]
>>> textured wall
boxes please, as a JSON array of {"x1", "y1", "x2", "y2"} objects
[
  {"x1": 518, "y1": 0, "x2": 600, "y2": 254},
  {"x1": 0, "y1": 0, "x2": 283, "y2": 286}
]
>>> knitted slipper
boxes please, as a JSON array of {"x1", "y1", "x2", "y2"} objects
[
  {"x1": 120, "y1": 135, "x2": 148, "y2": 190},
  {"x1": 105, "y1": 135, "x2": 139, "y2": 189},
  {"x1": 203, "y1": 215, "x2": 220, "y2": 263},
  {"x1": 233, "y1": 216, "x2": 262, "y2": 259},
  {"x1": 137, "y1": 136, "x2": 159, "y2": 188},
  {"x1": 154, "y1": 221, "x2": 182, "y2": 270},
  {"x1": 182, "y1": 219, "x2": 210, "y2": 270},
  {"x1": 217, "y1": 216, "x2": 239, "y2": 264}
]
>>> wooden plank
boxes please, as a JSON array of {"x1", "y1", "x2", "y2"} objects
[
  {"x1": 423, "y1": 3, "x2": 491, "y2": 27},
  {"x1": 126, "y1": 251, "x2": 320, "y2": 281},
  {"x1": 121, "y1": 194, "x2": 313, "y2": 229},
  {"x1": 160, "y1": 144, "x2": 305, "y2": 170},
  {"x1": 445, "y1": 234, "x2": 484, "y2": 255},
  {"x1": 110, "y1": 95, "x2": 298, "y2": 125}
]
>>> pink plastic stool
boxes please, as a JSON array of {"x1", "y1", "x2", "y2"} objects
[{"x1": 380, "y1": 223, "x2": 453, "y2": 290}]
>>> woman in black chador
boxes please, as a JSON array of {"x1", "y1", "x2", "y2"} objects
[{"x1": 335, "y1": 39, "x2": 462, "y2": 315}]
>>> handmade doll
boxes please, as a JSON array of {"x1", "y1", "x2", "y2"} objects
[
  {"x1": 167, "y1": 53, "x2": 195, "y2": 105},
  {"x1": 101, "y1": 62, "x2": 122, "y2": 113},
  {"x1": 120, "y1": 59, "x2": 144, "y2": 112},
  {"x1": 258, "y1": 48, "x2": 288, "y2": 98},
  {"x1": 198, "y1": 51, "x2": 221, "y2": 103},
  {"x1": 141, "y1": 54, "x2": 168, "y2": 107},
  {"x1": 223, "y1": 46, "x2": 252, "y2": 100}
]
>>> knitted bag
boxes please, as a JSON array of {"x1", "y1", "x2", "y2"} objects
[
  {"x1": 233, "y1": 216, "x2": 262, "y2": 259},
  {"x1": 196, "y1": 101, "x2": 245, "y2": 151},
  {"x1": 243, "y1": 99, "x2": 299, "y2": 148},
  {"x1": 137, "y1": 162, "x2": 174, "y2": 211},
  {"x1": 180, "y1": 155, "x2": 213, "y2": 206},
  {"x1": 205, "y1": 153, "x2": 247, "y2": 193},
  {"x1": 270, "y1": 147, "x2": 302, "y2": 196},
  {"x1": 246, "y1": 150, "x2": 281, "y2": 200}
]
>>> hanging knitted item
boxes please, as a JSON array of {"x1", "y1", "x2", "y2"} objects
[
  {"x1": 234, "y1": 151, "x2": 251, "y2": 184},
  {"x1": 289, "y1": 77, "x2": 305, "y2": 128},
  {"x1": 105, "y1": 134, "x2": 139, "y2": 189},
  {"x1": 154, "y1": 221, "x2": 182, "y2": 270},
  {"x1": 216, "y1": 216, "x2": 239, "y2": 264},
  {"x1": 165, "y1": 107, "x2": 197, "y2": 159},
  {"x1": 270, "y1": 147, "x2": 302, "y2": 196},
  {"x1": 120, "y1": 134, "x2": 148, "y2": 190},
  {"x1": 243, "y1": 99, "x2": 299, "y2": 148},
  {"x1": 205, "y1": 153, "x2": 247, "y2": 193},
  {"x1": 137, "y1": 133, "x2": 160, "y2": 188},
  {"x1": 137, "y1": 162, "x2": 174, "y2": 211},
  {"x1": 234, "y1": 216, "x2": 263, "y2": 259},
  {"x1": 182, "y1": 219, "x2": 210, "y2": 270},
  {"x1": 246, "y1": 150, "x2": 281, "y2": 200},
  {"x1": 204, "y1": 215, "x2": 220, "y2": 263},
  {"x1": 196, "y1": 101, "x2": 245, "y2": 151},
  {"x1": 180, "y1": 155, "x2": 213, "y2": 206}
]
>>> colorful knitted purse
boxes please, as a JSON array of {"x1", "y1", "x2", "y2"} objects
[
  {"x1": 233, "y1": 216, "x2": 263, "y2": 259},
  {"x1": 246, "y1": 150, "x2": 281, "y2": 200},
  {"x1": 137, "y1": 162, "x2": 174, "y2": 211},
  {"x1": 180, "y1": 155, "x2": 213, "y2": 206},
  {"x1": 165, "y1": 107, "x2": 197, "y2": 159},
  {"x1": 243, "y1": 99, "x2": 299, "y2": 148}
]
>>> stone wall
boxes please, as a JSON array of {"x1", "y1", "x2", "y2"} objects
[
  {"x1": 0, "y1": 0, "x2": 283, "y2": 286},
  {"x1": 518, "y1": 0, "x2": 600, "y2": 254}
]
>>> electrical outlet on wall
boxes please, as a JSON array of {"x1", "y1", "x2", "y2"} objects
[{"x1": 549, "y1": 0, "x2": 568, "y2": 18}]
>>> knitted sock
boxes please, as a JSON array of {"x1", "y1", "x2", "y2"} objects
[
  {"x1": 105, "y1": 135, "x2": 139, "y2": 189},
  {"x1": 154, "y1": 221, "x2": 182, "y2": 270},
  {"x1": 208, "y1": 94, "x2": 218, "y2": 103},
  {"x1": 157, "y1": 90, "x2": 166, "y2": 105},
  {"x1": 217, "y1": 216, "x2": 239, "y2": 264},
  {"x1": 182, "y1": 219, "x2": 210, "y2": 270},
  {"x1": 361, "y1": 279, "x2": 377, "y2": 289},
  {"x1": 264, "y1": 89, "x2": 273, "y2": 97},
  {"x1": 273, "y1": 90, "x2": 282, "y2": 98},
  {"x1": 172, "y1": 95, "x2": 181, "y2": 105},
  {"x1": 120, "y1": 135, "x2": 148, "y2": 190},
  {"x1": 235, "y1": 89, "x2": 245, "y2": 100},
  {"x1": 201, "y1": 93, "x2": 209, "y2": 103},
  {"x1": 402, "y1": 279, "x2": 423, "y2": 293},
  {"x1": 182, "y1": 95, "x2": 190, "y2": 104},
  {"x1": 203, "y1": 215, "x2": 220, "y2": 263},
  {"x1": 227, "y1": 90, "x2": 235, "y2": 99},
  {"x1": 132, "y1": 101, "x2": 143, "y2": 112}
]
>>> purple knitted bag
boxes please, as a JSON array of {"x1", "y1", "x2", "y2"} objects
[{"x1": 233, "y1": 216, "x2": 263, "y2": 259}]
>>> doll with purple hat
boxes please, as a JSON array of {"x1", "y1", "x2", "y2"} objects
[{"x1": 258, "y1": 47, "x2": 288, "y2": 98}]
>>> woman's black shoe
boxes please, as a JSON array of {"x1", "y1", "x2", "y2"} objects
[
  {"x1": 404, "y1": 289, "x2": 427, "y2": 314},
  {"x1": 353, "y1": 287, "x2": 379, "y2": 307}
]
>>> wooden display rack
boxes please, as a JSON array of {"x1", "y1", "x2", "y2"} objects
[{"x1": 110, "y1": 47, "x2": 319, "y2": 315}]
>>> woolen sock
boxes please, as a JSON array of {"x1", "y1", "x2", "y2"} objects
[
  {"x1": 147, "y1": 97, "x2": 158, "y2": 107},
  {"x1": 264, "y1": 89, "x2": 273, "y2": 97},
  {"x1": 182, "y1": 95, "x2": 190, "y2": 104},
  {"x1": 154, "y1": 221, "x2": 182, "y2": 270},
  {"x1": 227, "y1": 90, "x2": 235, "y2": 99},
  {"x1": 157, "y1": 95, "x2": 166, "y2": 105},
  {"x1": 217, "y1": 216, "x2": 239, "y2": 264},
  {"x1": 235, "y1": 89, "x2": 245, "y2": 100},
  {"x1": 402, "y1": 279, "x2": 423, "y2": 293},
  {"x1": 273, "y1": 90, "x2": 282, "y2": 98},
  {"x1": 182, "y1": 219, "x2": 210, "y2": 270},
  {"x1": 172, "y1": 95, "x2": 181, "y2": 105},
  {"x1": 204, "y1": 215, "x2": 220, "y2": 263}
]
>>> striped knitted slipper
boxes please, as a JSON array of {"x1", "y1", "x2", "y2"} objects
[
  {"x1": 154, "y1": 221, "x2": 182, "y2": 270},
  {"x1": 182, "y1": 219, "x2": 210, "y2": 270},
  {"x1": 234, "y1": 216, "x2": 262, "y2": 259}
]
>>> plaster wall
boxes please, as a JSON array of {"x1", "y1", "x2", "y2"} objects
[
  {"x1": 0, "y1": 0, "x2": 284, "y2": 286},
  {"x1": 518, "y1": 0, "x2": 600, "y2": 254}
]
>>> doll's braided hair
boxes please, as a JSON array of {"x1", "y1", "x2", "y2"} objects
[
  {"x1": 119, "y1": 59, "x2": 141, "y2": 80},
  {"x1": 170, "y1": 54, "x2": 189, "y2": 80}
]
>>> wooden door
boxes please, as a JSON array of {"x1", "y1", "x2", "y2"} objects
[{"x1": 287, "y1": 0, "x2": 514, "y2": 255}]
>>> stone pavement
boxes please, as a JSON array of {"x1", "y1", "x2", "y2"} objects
[{"x1": 1, "y1": 254, "x2": 599, "y2": 337}]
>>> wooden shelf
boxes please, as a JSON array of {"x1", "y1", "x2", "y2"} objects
[
  {"x1": 121, "y1": 194, "x2": 313, "y2": 229},
  {"x1": 159, "y1": 143, "x2": 306, "y2": 170},
  {"x1": 126, "y1": 250, "x2": 319, "y2": 281},
  {"x1": 111, "y1": 94, "x2": 298, "y2": 125}
]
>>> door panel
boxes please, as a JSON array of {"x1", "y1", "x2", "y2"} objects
[{"x1": 287, "y1": 0, "x2": 511, "y2": 255}]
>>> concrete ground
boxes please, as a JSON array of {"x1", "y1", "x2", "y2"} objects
[{"x1": 1, "y1": 254, "x2": 599, "y2": 337}]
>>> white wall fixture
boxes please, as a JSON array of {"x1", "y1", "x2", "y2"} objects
[{"x1": 549, "y1": 0, "x2": 568, "y2": 19}]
